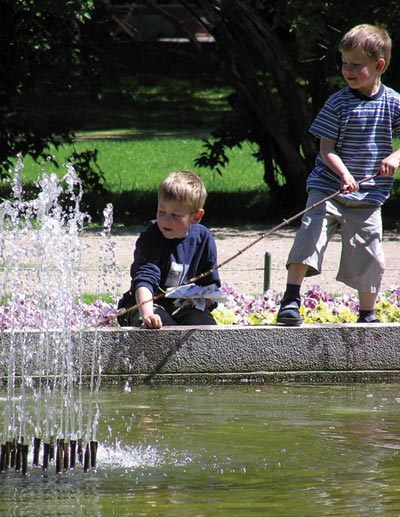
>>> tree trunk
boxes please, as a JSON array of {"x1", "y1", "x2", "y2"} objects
[{"x1": 180, "y1": 0, "x2": 319, "y2": 211}]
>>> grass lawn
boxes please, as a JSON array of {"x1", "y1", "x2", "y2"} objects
[
  {"x1": 18, "y1": 138, "x2": 266, "y2": 195},
  {"x1": 13, "y1": 135, "x2": 400, "y2": 228}
]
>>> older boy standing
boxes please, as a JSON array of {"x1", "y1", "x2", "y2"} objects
[
  {"x1": 277, "y1": 24, "x2": 400, "y2": 326},
  {"x1": 118, "y1": 170, "x2": 221, "y2": 329}
]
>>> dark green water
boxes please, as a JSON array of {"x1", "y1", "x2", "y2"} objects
[{"x1": 1, "y1": 383, "x2": 400, "y2": 516}]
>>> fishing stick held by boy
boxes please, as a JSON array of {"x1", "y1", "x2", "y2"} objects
[{"x1": 111, "y1": 174, "x2": 377, "y2": 327}]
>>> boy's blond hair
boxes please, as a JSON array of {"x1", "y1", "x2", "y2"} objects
[
  {"x1": 158, "y1": 171, "x2": 207, "y2": 212},
  {"x1": 339, "y1": 24, "x2": 392, "y2": 72}
]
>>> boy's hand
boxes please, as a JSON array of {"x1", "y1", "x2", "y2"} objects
[
  {"x1": 136, "y1": 287, "x2": 162, "y2": 329},
  {"x1": 141, "y1": 313, "x2": 162, "y2": 329},
  {"x1": 340, "y1": 172, "x2": 359, "y2": 193},
  {"x1": 379, "y1": 155, "x2": 400, "y2": 176}
]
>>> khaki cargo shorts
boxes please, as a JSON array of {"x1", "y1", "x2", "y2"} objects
[{"x1": 287, "y1": 190, "x2": 384, "y2": 292}]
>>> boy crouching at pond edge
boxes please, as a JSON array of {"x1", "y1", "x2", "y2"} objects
[{"x1": 118, "y1": 171, "x2": 221, "y2": 329}]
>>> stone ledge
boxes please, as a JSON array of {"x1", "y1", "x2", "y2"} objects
[{"x1": 1, "y1": 324, "x2": 400, "y2": 383}]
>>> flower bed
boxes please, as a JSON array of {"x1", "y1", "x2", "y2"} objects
[
  {"x1": 2, "y1": 284, "x2": 400, "y2": 330},
  {"x1": 212, "y1": 284, "x2": 400, "y2": 325}
]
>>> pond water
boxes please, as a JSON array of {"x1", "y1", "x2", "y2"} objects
[{"x1": 1, "y1": 383, "x2": 400, "y2": 516}]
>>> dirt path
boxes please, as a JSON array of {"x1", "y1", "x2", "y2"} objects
[{"x1": 81, "y1": 224, "x2": 400, "y2": 298}]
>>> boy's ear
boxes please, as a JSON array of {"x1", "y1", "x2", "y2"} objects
[
  {"x1": 192, "y1": 209, "x2": 204, "y2": 224},
  {"x1": 376, "y1": 58, "x2": 386, "y2": 72}
]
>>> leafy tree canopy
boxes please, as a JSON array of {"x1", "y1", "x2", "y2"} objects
[{"x1": 0, "y1": 0, "x2": 97, "y2": 173}]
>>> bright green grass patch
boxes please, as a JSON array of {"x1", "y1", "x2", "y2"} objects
[
  {"x1": 81, "y1": 293, "x2": 114, "y2": 305},
  {"x1": 16, "y1": 137, "x2": 400, "y2": 200},
  {"x1": 17, "y1": 138, "x2": 266, "y2": 194}
]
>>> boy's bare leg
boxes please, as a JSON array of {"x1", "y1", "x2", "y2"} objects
[
  {"x1": 357, "y1": 291, "x2": 380, "y2": 323},
  {"x1": 287, "y1": 263, "x2": 309, "y2": 285},
  {"x1": 358, "y1": 292, "x2": 378, "y2": 311}
]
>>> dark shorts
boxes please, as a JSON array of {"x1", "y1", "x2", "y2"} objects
[{"x1": 117, "y1": 291, "x2": 217, "y2": 327}]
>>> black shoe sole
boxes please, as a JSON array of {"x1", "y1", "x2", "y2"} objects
[{"x1": 277, "y1": 316, "x2": 303, "y2": 326}]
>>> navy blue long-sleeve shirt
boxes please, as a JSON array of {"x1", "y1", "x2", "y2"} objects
[{"x1": 130, "y1": 221, "x2": 221, "y2": 303}]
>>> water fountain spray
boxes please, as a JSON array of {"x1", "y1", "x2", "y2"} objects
[{"x1": 0, "y1": 155, "x2": 101, "y2": 475}]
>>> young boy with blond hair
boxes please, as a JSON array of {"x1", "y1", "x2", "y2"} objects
[
  {"x1": 118, "y1": 170, "x2": 221, "y2": 328},
  {"x1": 277, "y1": 24, "x2": 400, "y2": 326}
]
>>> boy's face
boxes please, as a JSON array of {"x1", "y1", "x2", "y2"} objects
[
  {"x1": 341, "y1": 47, "x2": 385, "y2": 96},
  {"x1": 156, "y1": 199, "x2": 204, "y2": 239}
]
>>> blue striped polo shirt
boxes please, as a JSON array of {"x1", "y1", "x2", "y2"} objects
[{"x1": 307, "y1": 84, "x2": 400, "y2": 206}]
